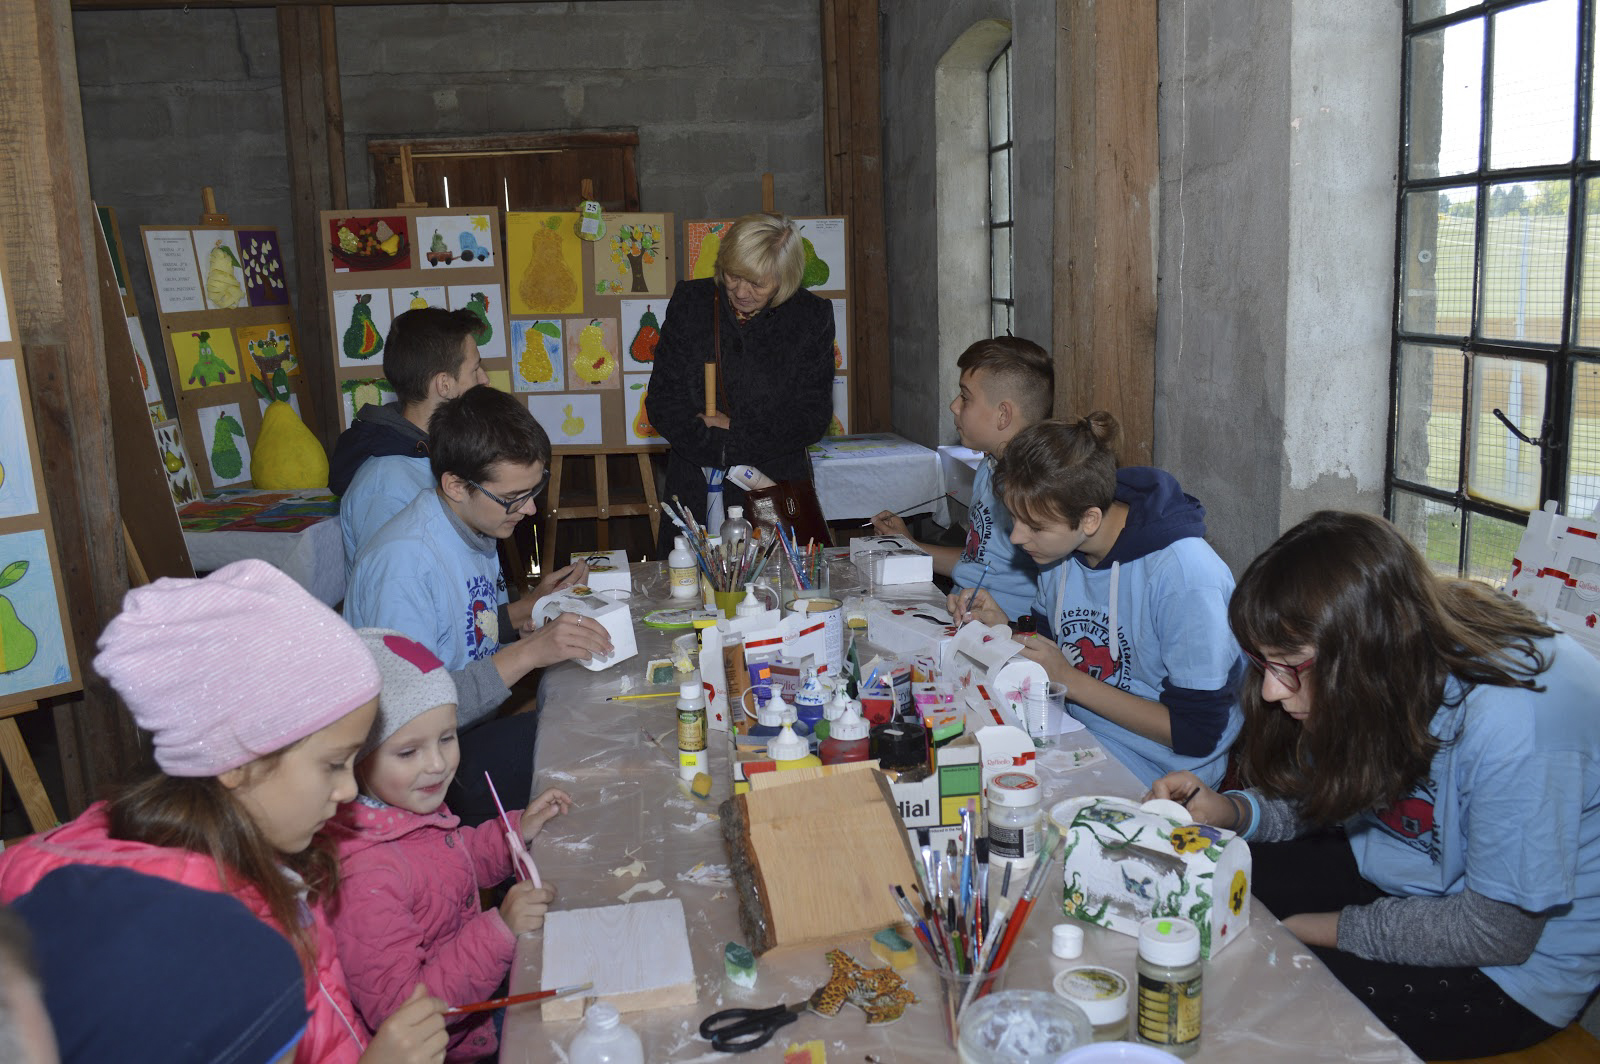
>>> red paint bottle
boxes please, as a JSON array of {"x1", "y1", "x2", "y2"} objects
[{"x1": 819, "y1": 702, "x2": 871, "y2": 765}]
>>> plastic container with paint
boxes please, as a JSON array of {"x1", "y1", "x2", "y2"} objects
[
  {"x1": 1054, "y1": 965, "x2": 1130, "y2": 1043},
  {"x1": 667, "y1": 537, "x2": 699, "y2": 601},
  {"x1": 793, "y1": 668, "x2": 828, "y2": 734},
  {"x1": 819, "y1": 702, "x2": 871, "y2": 765},
  {"x1": 675, "y1": 674, "x2": 708, "y2": 782},
  {"x1": 767, "y1": 721, "x2": 822, "y2": 770}
]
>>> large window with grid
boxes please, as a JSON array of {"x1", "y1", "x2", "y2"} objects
[
  {"x1": 1393, "y1": 0, "x2": 1600, "y2": 584},
  {"x1": 988, "y1": 43, "x2": 1015, "y2": 338}
]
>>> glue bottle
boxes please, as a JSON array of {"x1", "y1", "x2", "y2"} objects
[
  {"x1": 719, "y1": 505, "x2": 752, "y2": 555},
  {"x1": 816, "y1": 686, "x2": 854, "y2": 742},
  {"x1": 735, "y1": 582, "x2": 766, "y2": 619},
  {"x1": 793, "y1": 668, "x2": 828, "y2": 735},
  {"x1": 820, "y1": 702, "x2": 871, "y2": 765},
  {"x1": 668, "y1": 536, "x2": 698, "y2": 601},
  {"x1": 676, "y1": 673, "x2": 708, "y2": 782},
  {"x1": 767, "y1": 721, "x2": 822, "y2": 771},
  {"x1": 567, "y1": 1002, "x2": 644, "y2": 1064}
]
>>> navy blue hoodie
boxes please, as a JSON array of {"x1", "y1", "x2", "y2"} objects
[{"x1": 329, "y1": 402, "x2": 428, "y2": 496}]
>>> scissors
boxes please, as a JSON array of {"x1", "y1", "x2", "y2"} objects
[{"x1": 698, "y1": 998, "x2": 811, "y2": 1053}]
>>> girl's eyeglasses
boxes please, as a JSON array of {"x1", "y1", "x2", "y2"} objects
[{"x1": 1242, "y1": 650, "x2": 1316, "y2": 693}]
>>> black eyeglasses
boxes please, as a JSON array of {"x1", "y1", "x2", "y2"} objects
[
  {"x1": 464, "y1": 477, "x2": 544, "y2": 514},
  {"x1": 1242, "y1": 649, "x2": 1316, "y2": 693}
]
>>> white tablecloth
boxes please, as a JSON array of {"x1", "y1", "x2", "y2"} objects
[
  {"x1": 810, "y1": 433, "x2": 950, "y2": 525},
  {"x1": 182, "y1": 501, "x2": 345, "y2": 606},
  {"x1": 502, "y1": 563, "x2": 1421, "y2": 1063}
]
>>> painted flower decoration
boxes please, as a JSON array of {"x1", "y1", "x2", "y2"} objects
[
  {"x1": 1230, "y1": 869, "x2": 1249, "y2": 914},
  {"x1": 1169, "y1": 825, "x2": 1223, "y2": 854}
]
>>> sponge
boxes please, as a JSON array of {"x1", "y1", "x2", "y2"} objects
[
  {"x1": 870, "y1": 926, "x2": 917, "y2": 969},
  {"x1": 724, "y1": 942, "x2": 757, "y2": 988},
  {"x1": 690, "y1": 772, "x2": 712, "y2": 798}
]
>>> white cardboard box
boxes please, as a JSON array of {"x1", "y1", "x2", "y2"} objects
[
  {"x1": 531, "y1": 587, "x2": 638, "y2": 672},
  {"x1": 570, "y1": 549, "x2": 632, "y2": 594},
  {"x1": 849, "y1": 534, "x2": 935, "y2": 585}
]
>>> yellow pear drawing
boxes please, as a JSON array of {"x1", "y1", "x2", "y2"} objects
[
  {"x1": 693, "y1": 230, "x2": 722, "y2": 279},
  {"x1": 573, "y1": 320, "x2": 616, "y2": 385},
  {"x1": 519, "y1": 329, "x2": 555, "y2": 384},
  {"x1": 561, "y1": 403, "x2": 585, "y2": 437},
  {"x1": 520, "y1": 216, "x2": 579, "y2": 313}
]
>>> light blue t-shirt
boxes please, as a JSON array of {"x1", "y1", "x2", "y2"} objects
[
  {"x1": 1035, "y1": 538, "x2": 1243, "y2": 787},
  {"x1": 1346, "y1": 634, "x2": 1600, "y2": 1028},
  {"x1": 344, "y1": 491, "x2": 508, "y2": 726},
  {"x1": 951, "y1": 457, "x2": 1039, "y2": 621},
  {"x1": 339, "y1": 454, "x2": 435, "y2": 578}
]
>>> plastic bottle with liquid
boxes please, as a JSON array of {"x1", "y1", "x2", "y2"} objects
[
  {"x1": 668, "y1": 536, "x2": 698, "y2": 601},
  {"x1": 819, "y1": 702, "x2": 872, "y2": 764},
  {"x1": 816, "y1": 686, "x2": 854, "y2": 742},
  {"x1": 749, "y1": 691, "x2": 790, "y2": 739},
  {"x1": 735, "y1": 582, "x2": 766, "y2": 619},
  {"x1": 676, "y1": 674, "x2": 708, "y2": 782},
  {"x1": 719, "y1": 505, "x2": 752, "y2": 555},
  {"x1": 793, "y1": 668, "x2": 828, "y2": 735},
  {"x1": 567, "y1": 1002, "x2": 644, "y2": 1064},
  {"x1": 768, "y1": 721, "x2": 822, "y2": 770}
]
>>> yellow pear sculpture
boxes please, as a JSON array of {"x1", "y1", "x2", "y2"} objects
[{"x1": 251, "y1": 370, "x2": 329, "y2": 489}]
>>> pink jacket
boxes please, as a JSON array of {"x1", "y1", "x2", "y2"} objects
[
  {"x1": 325, "y1": 800, "x2": 519, "y2": 1063},
  {"x1": 0, "y1": 803, "x2": 367, "y2": 1064}
]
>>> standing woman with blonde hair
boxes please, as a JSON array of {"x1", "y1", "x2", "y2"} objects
[
  {"x1": 646, "y1": 212, "x2": 835, "y2": 552},
  {"x1": 1150, "y1": 511, "x2": 1600, "y2": 1060}
]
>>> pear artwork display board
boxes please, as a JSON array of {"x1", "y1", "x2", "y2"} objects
[
  {"x1": 140, "y1": 223, "x2": 313, "y2": 496},
  {"x1": 0, "y1": 231, "x2": 82, "y2": 709},
  {"x1": 683, "y1": 216, "x2": 851, "y2": 434},
  {"x1": 319, "y1": 207, "x2": 513, "y2": 431},
  {"x1": 504, "y1": 210, "x2": 676, "y2": 450}
]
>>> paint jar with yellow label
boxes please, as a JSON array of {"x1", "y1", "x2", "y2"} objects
[{"x1": 1135, "y1": 917, "x2": 1201, "y2": 1058}]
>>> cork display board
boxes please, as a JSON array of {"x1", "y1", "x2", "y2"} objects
[
  {"x1": 319, "y1": 206, "x2": 512, "y2": 432},
  {"x1": 139, "y1": 223, "x2": 312, "y2": 494},
  {"x1": 0, "y1": 230, "x2": 82, "y2": 708}
]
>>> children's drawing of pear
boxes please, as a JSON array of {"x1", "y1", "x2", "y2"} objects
[{"x1": 0, "y1": 560, "x2": 39, "y2": 675}]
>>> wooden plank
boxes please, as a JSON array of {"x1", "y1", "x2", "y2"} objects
[
  {"x1": 539, "y1": 898, "x2": 697, "y2": 1021},
  {"x1": 319, "y1": 5, "x2": 347, "y2": 212},
  {"x1": 1054, "y1": 0, "x2": 1158, "y2": 464},
  {"x1": 819, "y1": 0, "x2": 890, "y2": 435},
  {"x1": 1, "y1": 0, "x2": 141, "y2": 812},
  {"x1": 0, "y1": 714, "x2": 59, "y2": 832},
  {"x1": 278, "y1": 5, "x2": 340, "y2": 448}
]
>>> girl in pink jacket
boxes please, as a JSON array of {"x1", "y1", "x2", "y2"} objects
[
  {"x1": 0, "y1": 561, "x2": 449, "y2": 1064},
  {"x1": 328, "y1": 630, "x2": 568, "y2": 1062}
]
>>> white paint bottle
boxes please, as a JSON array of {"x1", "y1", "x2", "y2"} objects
[{"x1": 668, "y1": 536, "x2": 698, "y2": 600}]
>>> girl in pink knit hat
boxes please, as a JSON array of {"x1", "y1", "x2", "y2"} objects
[
  {"x1": 327, "y1": 630, "x2": 570, "y2": 1062},
  {"x1": 0, "y1": 560, "x2": 448, "y2": 1064}
]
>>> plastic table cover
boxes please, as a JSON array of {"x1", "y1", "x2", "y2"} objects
[{"x1": 501, "y1": 563, "x2": 1421, "y2": 1063}]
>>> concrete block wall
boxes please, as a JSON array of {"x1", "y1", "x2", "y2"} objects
[
  {"x1": 71, "y1": 1, "x2": 825, "y2": 359},
  {"x1": 879, "y1": 0, "x2": 1058, "y2": 451}
]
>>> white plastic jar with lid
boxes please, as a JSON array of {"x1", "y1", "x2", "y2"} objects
[
  {"x1": 1053, "y1": 965, "x2": 1129, "y2": 1042},
  {"x1": 986, "y1": 770, "x2": 1043, "y2": 867},
  {"x1": 1135, "y1": 917, "x2": 1202, "y2": 1058}
]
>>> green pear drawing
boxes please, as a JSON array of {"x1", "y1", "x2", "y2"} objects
[
  {"x1": 799, "y1": 227, "x2": 829, "y2": 288},
  {"x1": 0, "y1": 560, "x2": 39, "y2": 675}
]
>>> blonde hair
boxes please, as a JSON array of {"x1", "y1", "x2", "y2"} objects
[{"x1": 717, "y1": 213, "x2": 806, "y2": 307}]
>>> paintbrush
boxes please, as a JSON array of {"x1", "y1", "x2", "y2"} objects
[
  {"x1": 445, "y1": 982, "x2": 592, "y2": 1016},
  {"x1": 858, "y1": 492, "x2": 954, "y2": 526},
  {"x1": 975, "y1": 831, "x2": 1065, "y2": 997},
  {"x1": 956, "y1": 562, "x2": 992, "y2": 621}
]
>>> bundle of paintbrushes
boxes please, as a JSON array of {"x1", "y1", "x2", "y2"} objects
[
  {"x1": 890, "y1": 817, "x2": 1066, "y2": 1020},
  {"x1": 773, "y1": 523, "x2": 827, "y2": 591},
  {"x1": 661, "y1": 495, "x2": 782, "y2": 592}
]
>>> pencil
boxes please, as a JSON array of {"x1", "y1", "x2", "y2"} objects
[{"x1": 605, "y1": 691, "x2": 680, "y2": 701}]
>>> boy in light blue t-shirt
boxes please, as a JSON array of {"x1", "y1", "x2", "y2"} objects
[{"x1": 871, "y1": 337, "x2": 1050, "y2": 621}]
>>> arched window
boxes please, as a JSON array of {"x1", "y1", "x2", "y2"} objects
[{"x1": 988, "y1": 42, "x2": 1015, "y2": 339}]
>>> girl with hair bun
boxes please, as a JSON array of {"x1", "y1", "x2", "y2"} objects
[{"x1": 963, "y1": 412, "x2": 1243, "y2": 786}]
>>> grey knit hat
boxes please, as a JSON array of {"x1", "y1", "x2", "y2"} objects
[{"x1": 355, "y1": 628, "x2": 459, "y2": 756}]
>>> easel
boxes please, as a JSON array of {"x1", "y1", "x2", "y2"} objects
[
  {"x1": 542, "y1": 445, "x2": 665, "y2": 573},
  {"x1": 536, "y1": 176, "x2": 668, "y2": 570},
  {"x1": 0, "y1": 704, "x2": 59, "y2": 833}
]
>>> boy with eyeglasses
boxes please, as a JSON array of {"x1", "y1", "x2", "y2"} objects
[
  {"x1": 336, "y1": 306, "x2": 492, "y2": 576},
  {"x1": 345, "y1": 385, "x2": 608, "y2": 821}
]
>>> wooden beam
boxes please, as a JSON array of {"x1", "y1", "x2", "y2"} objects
[
  {"x1": 1054, "y1": 0, "x2": 1159, "y2": 465},
  {"x1": 820, "y1": 0, "x2": 890, "y2": 434},
  {"x1": 278, "y1": 5, "x2": 342, "y2": 447},
  {"x1": 1, "y1": 0, "x2": 142, "y2": 811}
]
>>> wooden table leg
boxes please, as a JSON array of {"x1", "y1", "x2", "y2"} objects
[
  {"x1": 638, "y1": 452, "x2": 661, "y2": 547},
  {"x1": 0, "y1": 704, "x2": 58, "y2": 833},
  {"x1": 594, "y1": 453, "x2": 610, "y2": 551}
]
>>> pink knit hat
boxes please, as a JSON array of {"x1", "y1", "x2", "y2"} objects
[{"x1": 94, "y1": 560, "x2": 381, "y2": 777}]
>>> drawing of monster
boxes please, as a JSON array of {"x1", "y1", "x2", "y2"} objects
[
  {"x1": 247, "y1": 330, "x2": 297, "y2": 381},
  {"x1": 210, "y1": 412, "x2": 246, "y2": 479},
  {"x1": 342, "y1": 294, "x2": 383, "y2": 360},
  {"x1": 187, "y1": 332, "x2": 235, "y2": 387}
]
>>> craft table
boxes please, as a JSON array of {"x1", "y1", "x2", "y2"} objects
[
  {"x1": 810, "y1": 433, "x2": 951, "y2": 526},
  {"x1": 502, "y1": 563, "x2": 1421, "y2": 1063},
  {"x1": 178, "y1": 489, "x2": 344, "y2": 606}
]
